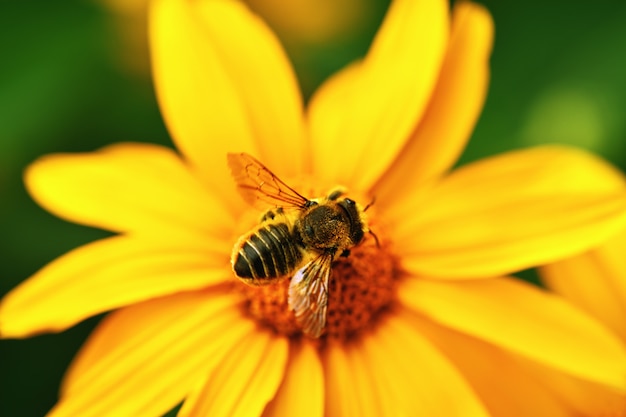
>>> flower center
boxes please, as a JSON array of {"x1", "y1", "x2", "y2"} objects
[{"x1": 238, "y1": 232, "x2": 399, "y2": 342}]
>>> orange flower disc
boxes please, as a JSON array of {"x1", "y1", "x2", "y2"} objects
[{"x1": 239, "y1": 238, "x2": 399, "y2": 341}]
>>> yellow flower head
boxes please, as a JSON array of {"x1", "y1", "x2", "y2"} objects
[
  {"x1": 542, "y1": 196, "x2": 626, "y2": 345},
  {"x1": 3, "y1": 0, "x2": 626, "y2": 416},
  {"x1": 540, "y1": 173, "x2": 626, "y2": 416}
]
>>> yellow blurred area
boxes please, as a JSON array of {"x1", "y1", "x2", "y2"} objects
[
  {"x1": 245, "y1": 0, "x2": 370, "y2": 43},
  {"x1": 101, "y1": 0, "x2": 374, "y2": 75}
]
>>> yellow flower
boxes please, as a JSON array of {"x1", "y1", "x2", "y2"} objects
[
  {"x1": 540, "y1": 172, "x2": 626, "y2": 415},
  {"x1": 103, "y1": 0, "x2": 370, "y2": 75},
  {"x1": 242, "y1": 0, "x2": 370, "y2": 44},
  {"x1": 3, "y1": 0, "x2": 626, "y2": 416},
  {"x1": 541, "y1": 179, "x2": 626, "y2": 344}
]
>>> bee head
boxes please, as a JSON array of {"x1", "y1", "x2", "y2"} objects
[{"x1": 337, "y1": 198, "x2": 365, "y2": 245}]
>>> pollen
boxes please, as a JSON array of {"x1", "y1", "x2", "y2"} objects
[{"x1": 238, "y1": 238, "x2": 400, "y2": 342}]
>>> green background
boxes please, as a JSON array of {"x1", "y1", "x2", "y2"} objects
[{"x1": 2, "y1": 0, "x2": 626, "y2": 415}]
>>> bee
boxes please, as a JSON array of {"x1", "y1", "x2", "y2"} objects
[{"x1": 228, "y1": 152, "x2": 373, "y2": 338}]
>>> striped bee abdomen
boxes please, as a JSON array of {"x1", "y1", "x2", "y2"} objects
[{"x1": 233, "y1": 223, "x2": 303, "y2": 283}]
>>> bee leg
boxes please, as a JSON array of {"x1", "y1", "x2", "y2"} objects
[
  {"x1": 369, "y1": 230, "x2": 381, "y2": 248},
  {"x1": 261, "y1": 210, "x2": 276, "y2": 222},
  {"x1": 340, "y1": 249, "x2": 351, "y2": 258},
  {"x1": 261, "y1": 207, "x2": 285, "y2": 222},
  {"x1": 327, "y1": 188, "x2": 347, "y2": 201}
]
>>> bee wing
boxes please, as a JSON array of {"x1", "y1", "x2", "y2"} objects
[
  {"x1": 227, "y1": 152, "x2": 309, "y2": 210},
  {"x1": 288, "y1": 254, "x2": 332, "y2": 338}
]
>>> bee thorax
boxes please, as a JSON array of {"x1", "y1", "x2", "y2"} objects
[{"x1": 296, "y1": 205, "x2": 355, "y2": 253}]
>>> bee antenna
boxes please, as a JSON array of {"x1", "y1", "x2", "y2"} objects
[
  {"x1": 363, "y1": 196, "x2": 376, "y2": 212},
  {"x1": 369, "y1": 229, "x2": 380, "y2": 248}
]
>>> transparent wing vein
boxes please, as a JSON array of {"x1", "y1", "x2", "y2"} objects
[{"x1": 288, "y1": 254, "x2": 332, "y2": 338}]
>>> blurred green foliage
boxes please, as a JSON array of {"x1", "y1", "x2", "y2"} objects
[{"x1": 1, "y1": 0, "x2": 626, "y2": 415}]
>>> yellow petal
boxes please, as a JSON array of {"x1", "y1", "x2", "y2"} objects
[
  {"x1": 0, "y1": 235, "x2": 230, "y2": 338},
  {"x1": 179, "y1": 330, "x2": 288, "y2": 417},
  {"x1": 323, "y1": 343, "x2": 356, "y2": 417},
  {"x1": 521, "y1": 357, "x2": 626, "y2": 416},
  {"x1": 541, "y1": 229, "x2": 626, "y2": 342},
  {"x1": 50, "y1": 290, "x2": 252, "y2": 417},
  {"x1": 413, "y1": 312, "x2": 571, "y2": 417},
  {"x1": 337, "y1": 342, "x2": 383, "y2": 417},
  {"x1": 374, "y1": 2, "x2": 493, "y2": 204},
  {"x1": 381, "y1": 314, "x2": 491, "y2": 417},
  {"x1": 323, "y1": 318, "x2": 489, "y2": 417},
  {"x1": 193, "y1": 1, "x2": 307, "y2": 177},
  {"x1": 357, "y1": 329, "x2": 411, "y2": 414},
  {"x1": 391, "y1": 146, "x2": 626, "y2": 278},
  {"x1": 24, "y1": 143, "x2": 233, "y2": 238},
  {"x1": 399, "y1": 277, "x2": 626, "y2": 391},
  {"x1": 308, "y1": 0, "x2": 448, "y2": 190},
  {"x1": 370, "y1": 313, "x2": 490, "y2": 416},
  {"x1": 150, "y1": 0, "x2": 305, "y2": 207},
  {"x1": 262, "y1": 341, "x2": 324, "y2": 417}
]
